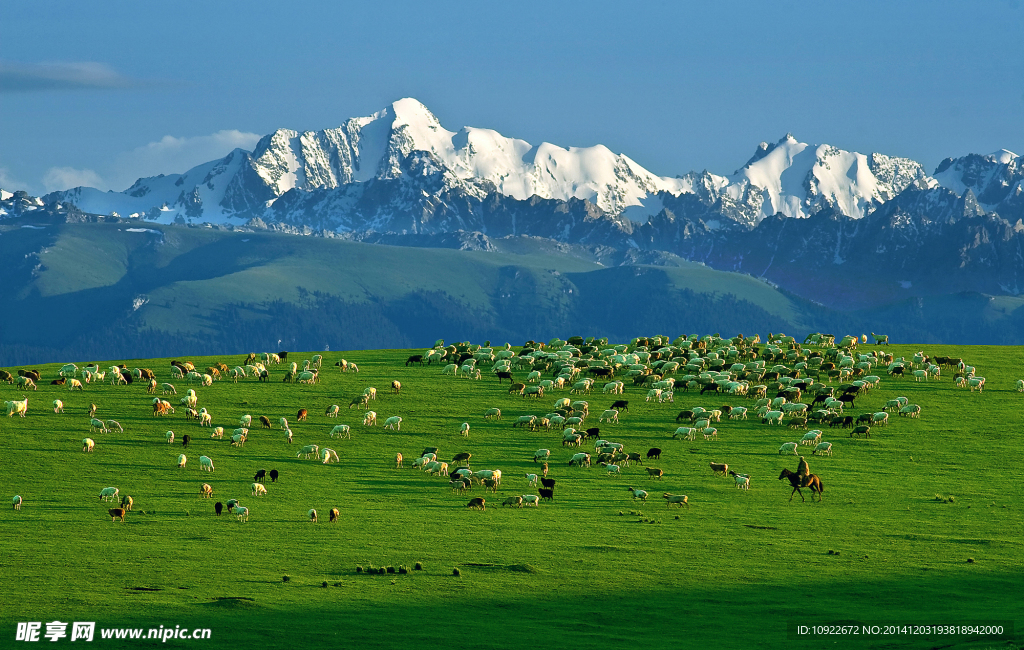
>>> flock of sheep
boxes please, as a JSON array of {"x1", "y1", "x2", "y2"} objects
[{"x1": 3, "y1": 332, "x2": 988, "y2": 523}]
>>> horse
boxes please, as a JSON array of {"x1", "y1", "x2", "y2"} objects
[{"x1": 778, "y1": 468, "x2": 824, "y2": 502}]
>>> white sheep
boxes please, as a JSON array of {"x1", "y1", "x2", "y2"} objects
[
  {"x1": 321, "y1": 448, "x2": 340, "y2": 464},
  {"x1": 161, "y1": 383, "x2": 176, "y2": 395},
  {"x1": 99, "y1": 487, "x2": 119, "y2": 502},
  {"x1": 459, "y1": 422, "x2": 470, "y2": 437},
  {"x1": 198, "y1": 409, "x2": 212, "y2": 427},
  {"x1": 211, "y1": 427, "x2": 224, "y2": 439},
  {"x1": 308, "y1": 508, "x2": 318, "y2": 523},
  {"x1": 105, "y1": 420, "x2": 124, "y2": 433},
  {"x1": 663, "y1": 493, "x2": 689, "y2": 508},
  {"x1": 329, "y1": 424, "x2": 351, "y2": 439},
  {"x1": 82, "y1": 437, "x2": 95, "y2": 452},
  {"x1": 297, "y1": 444, "x2": 319, "y2": 460},
  {"x1": 383, "y1": 416, "x2": 402, "y2": 431},
  {"x1": 525, "y1": 473, "x2": 539, "y2": 486},
  {"x1": 363, "y1": 411, "x2": 377, "y2": 426},
  {"x1": 5, "y1": 397, "x2": 28, "y2": 417},
  {"x1": 569, "y1": 452, "x2": 591, "y2": 467},
  {"x1": 800, "y1": 430, "x2": 822, "y2": 446},
  {"x1": 252, "y1": 483, "x2": 267, "y2": 496},
  {"x1": 234, "y1": 506, "x2": 249, "y2": 523},
  {"x1": 812, "y1": 442, "x2": 833, "y2": 456},
  {"x1": 521, "y1": 494, "x2": 540, "y2": 507},
  {"x1": 628, "y1": 487, "x2": 648, "y2": 502},
  {"x1": 728, "y1": 407, "x2": 748, "y2": 420},
  {"x1": 53, "y1": 400, "x2": 64, "y2": 414},
  {"x1": 177, "y1": 454, "x2": 187, "y2": 468},
  {"x1": 165, "y1": 430, "x2": 175, "y2": 444},
  {"x1": 731, "y1": 472, "x2": 751, "y2": 490},
  {"x1": 602, "y1": 463, "x2": 621, "y2": 474},
  {"x1": 533, "y1": 449, "x2": 551, "y2": 462},
  {"x1": 484, "y1": 407, "x2": 502, "y2": 420},
  {"x1": 778, "y1": 442, "x2": 799, "y2": 455},
  {"x1": 325, "y1": 405, "x2": 340, "y2": 418},
  {"x1": 239, "y1": 414, "x2": 252, "y2": 427},
  {"x1": 12, "y1": 495, "x2": 23, "y2": 510},
  {"x1": 598, "y1": 409, "x2": 619, "y2": 424},
  {"x1": 200, "y1": 456, "x2": 215, "y2": 472}
]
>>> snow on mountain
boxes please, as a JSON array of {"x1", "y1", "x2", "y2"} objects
[
  {"x1": 38, "y1": 98, "x2": 1007, "y2": 232},
  {"x1": 932, "y1": 149, "x2": 1023, "y2": 209},
  {"x1": 719, "y1": 134, "x2": 929, "y2": 222}
]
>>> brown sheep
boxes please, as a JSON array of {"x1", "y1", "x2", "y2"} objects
[
  {"x1": 710, "y1": 462, "x2": 729, "y2": 476},
  {"x1": 329, "y1": 508, "x2": 340, "y2": 522},
  {"x1": 297, "y1": 408, "x2": 308, "y2": 421},
  {"x1": 646, "y1": 467, "x2": 664, "y2": 480},
  {"x1": 466, "y1": 497, "x2": 486, "y2": 510},
  {"x1": 391, "y1": 380, "x2": 402, "y2": 394},
  {"x1": 108, "y1": 508, "x2": 126, "y2": 522},
  {"x1": 259, "y1": 415, "x2": 272, "y2": 429}
]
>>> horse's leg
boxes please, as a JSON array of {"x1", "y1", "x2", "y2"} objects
[{"x1": 789, "y1": 486, "x2": 798, "y2": 501}]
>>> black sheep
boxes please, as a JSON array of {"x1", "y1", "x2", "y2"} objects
[
  {"x1": 609, "y1": 400, "x2": 629, "y2": 412},
  {"x1": 540, "y1": 477, "x2": 556, "y2": 489},
  {"x1": 278, "y1": 351, "x2": 288, "y2": 360},
  {"x1": 181, "y1": 434, "x2": 191, "y2": 448},
  {"x1": 646, "y1": 447, "x2": 662, "y2": 460},
  {"x1": 254, "y1": 469, "x2": 267, "y2": 483},
  {"x1": 269, "y1": 469, "x2": 279, "y2": 483},
  {"x1": 538, "y1": 488, "x2": 554, "y2": 501},
  {"x1": 584, "y1": 427, "x2": 600, "y2": 439},
  {"x1": 405, "y1": 355, "x2": 423, "y2": 366},
  {"x1": 214, "y1": 502, "x2": 223, "y2": 516}
]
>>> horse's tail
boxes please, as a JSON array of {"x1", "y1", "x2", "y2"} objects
[{"x1": 817, "y1": 477, "x2": 824, "y2": 493}]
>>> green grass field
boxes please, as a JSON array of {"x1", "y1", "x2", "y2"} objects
[{"x1": 0, "y1": 342, "x2": 1021, "y2": 649}]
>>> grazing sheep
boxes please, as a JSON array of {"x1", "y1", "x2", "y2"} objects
[
  {"x1": 200, "y1": 484, "x2": 213, "y2": 498},
  {"x1": 161, "y1": 383, "x2": 176, "y2": 395},
  {"x1": 67, "y1": 378, "x2": 84, "y2": 391},
  {"x1": 710, "y1": 462, "x2": 729, "y2": 476},
  {"x1": 201, "y1": 455, "x2": 215, "y2": 471},
  {"x1": 395, "y1": 452, "x2": 404, "y2": 468},
  {"x1": 467, "y1": 497, "x2": 486, "y2": 510},
  {"x1": 181, "y1": 434, "x2": 193, "y2": 449},
  {"x1": 646, "y1": 467, "x2": 664, "y2": 480},
  {"x1": 851, "y1": 425, "x2": 871, "y2": 438},
  {"x1": 214, "y1": 501, "x2": 223, "y2": 515},
  {"x1": 484, "y1": 407, "x2": 502, "y2": 420},
  {"x1": 813, "y1": 442, "x2": 833, "y2": 456},
  {"x1": 252, "y1": 483, "x2": 268, "y2": 497},
  {"x1": 540, "y1": 476, "x2": 556, "y2": 489},
  {"x1": 109, "y1": 508, "x2": 126, "y2": 522},
  {"x1": 646, "y1": 447, "x2": 662, "y2": 460},
  {"x1": 663, "y1": 493, "x2": 689, "y2": 508},
  {"x1": 569, "y1": 452, "x2": 591, "y2": 467},
  {"x1": 177, "y1": 454, "x2": 187, "y2": 468},
  {"x1": 259, "y1": 415, "x2": 272, "y2": 429},
  {"x1": 279, "y1": 416, "x2": 289, "y2": 430},
  {"x1": 800, "y1": 430, "x2": 822, "y2": 446},
  {"x1": 325, "y1": 404, "x2": 340, "y2": 418},
  {"x1": 99, "y1": 487, "x2": 119, "y2": 502},
  {"x1": 82, "y1": 437, "x2": 95, "y2": 452},
  {"x1": 330, "y1": 424, "x2": 351, "y2": 439},
  {"x1": 538, "y1": 488, "x2": 554, "y2": 501},
  {"x1": 778, "y1": 442, "x2": 799, "y2": 455},
  {"x1": 459, "y1": 422, "x2": 469, "y2": 437},
  {"x1": 533, "y1": 449, "x2": 551, "y2": 462},
  {"x1": 254, "y1": 469, "x2": 267, "y2": 483},
  {"x1": 601, "y1": 463, "x2": 621, "y2": 474},
  {"x1": 308, "y1": 508, "x2": 318, "y2": 523},
  {"x1": 12, "y1": 495, "x2": 22, "y2": 510},
  {"x1": 521, "y1": 495, "x2": 540, "y2": 507},
  {"x1": 53, "y1": 399, "x2": 64, "y2": 414},
  {"x1": 363, "y1": 411, "x2": 377, "y2": 426},
  {"x1": 673, "y1": 427, "x2": 697, "y2": 441},
  {"x1": 502, "y1": 496, "x2": 524, "y2": 508},
  {"x1": 329, "y1": 507, "x2": 340, "y2": 522},
  {"x1": 321, "y1": 448, "x2": 340, "y2": 464},
  {"x1": 899, "y1": 404, "x2": 922, "y2": 418},
  {"x1": 165, "y1": 430, "x2": 175, "y2": 444},
  {"x1": 525, "y1": 473, "x2": 539, "y2": 486},
  {"x1": 120, "y1": 495, "x2": 134, "y2": 511},
  {"x1": 628, "y1": 487, "x2": 648, "y2": 502},
  {"x1": 598, "y1": 409, "x2": 619, "y2": 424},
  {"x1": 234, "y1": 506, "x2": 249, "y2": 523}
]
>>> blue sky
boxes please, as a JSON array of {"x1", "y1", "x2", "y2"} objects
[{"x1": 2, "y1": 0, "x2": 1022, "y2": 195}]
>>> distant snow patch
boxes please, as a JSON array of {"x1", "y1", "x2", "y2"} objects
[
  {"x1": 126, "y1": 228, "x2": 161, "y2": 234},
  {"x1": 621, "y1": 195, "x2": 664, "y2": 224},
  {"x1": 21, "y1": 225, "x2": 46, "y2": 230}
]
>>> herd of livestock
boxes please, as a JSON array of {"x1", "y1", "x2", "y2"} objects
[{"x1": 3, "y1": 331, "x2": 990, "y2": 521}]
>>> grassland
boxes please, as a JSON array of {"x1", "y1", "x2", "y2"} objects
[{"x1": 0, "y1": 342, "x2": 1022, "y2": 649}]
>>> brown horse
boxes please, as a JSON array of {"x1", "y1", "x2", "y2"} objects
[{"x1": 778, "y1": 468, "x2": 824, "y2": 502}]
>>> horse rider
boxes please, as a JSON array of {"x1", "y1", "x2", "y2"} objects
[{"x1": 796, "y1": 455, "x2": 811, "y2": 487}]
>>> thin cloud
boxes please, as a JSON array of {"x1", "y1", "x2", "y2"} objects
[
  {"x1": 0, "y1": 61, "x2": 138, "y2": 92},
  {"x1": 109, "y1": 130, "x2": 261, "y2": 190},
  {"x1": 42, "y1": 167, "x2": 105, "y2": 193}
]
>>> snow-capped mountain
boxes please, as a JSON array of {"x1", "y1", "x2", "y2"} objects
[{"x1": 43, "y1": 98, "x2": 944, "y2": 231}]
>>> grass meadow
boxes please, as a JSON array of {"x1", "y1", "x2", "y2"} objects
[{"x1": 0, "y1": 343, "x2": 1021, "y2": 649}]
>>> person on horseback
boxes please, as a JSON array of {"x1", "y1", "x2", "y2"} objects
[{"x1": 796, "y1": 455, "x2": 811, "y2": 487}]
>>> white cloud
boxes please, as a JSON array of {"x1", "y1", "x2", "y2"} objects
[
  {"x1": 108, "y1": 130, "x2": 261, "y2": 190},
  {"x1": 42, "y1": 167, "x2": 105, "y2": 192},
  {"x1": 0, "y1": 167, "x2": 29, "y2": 192}
]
